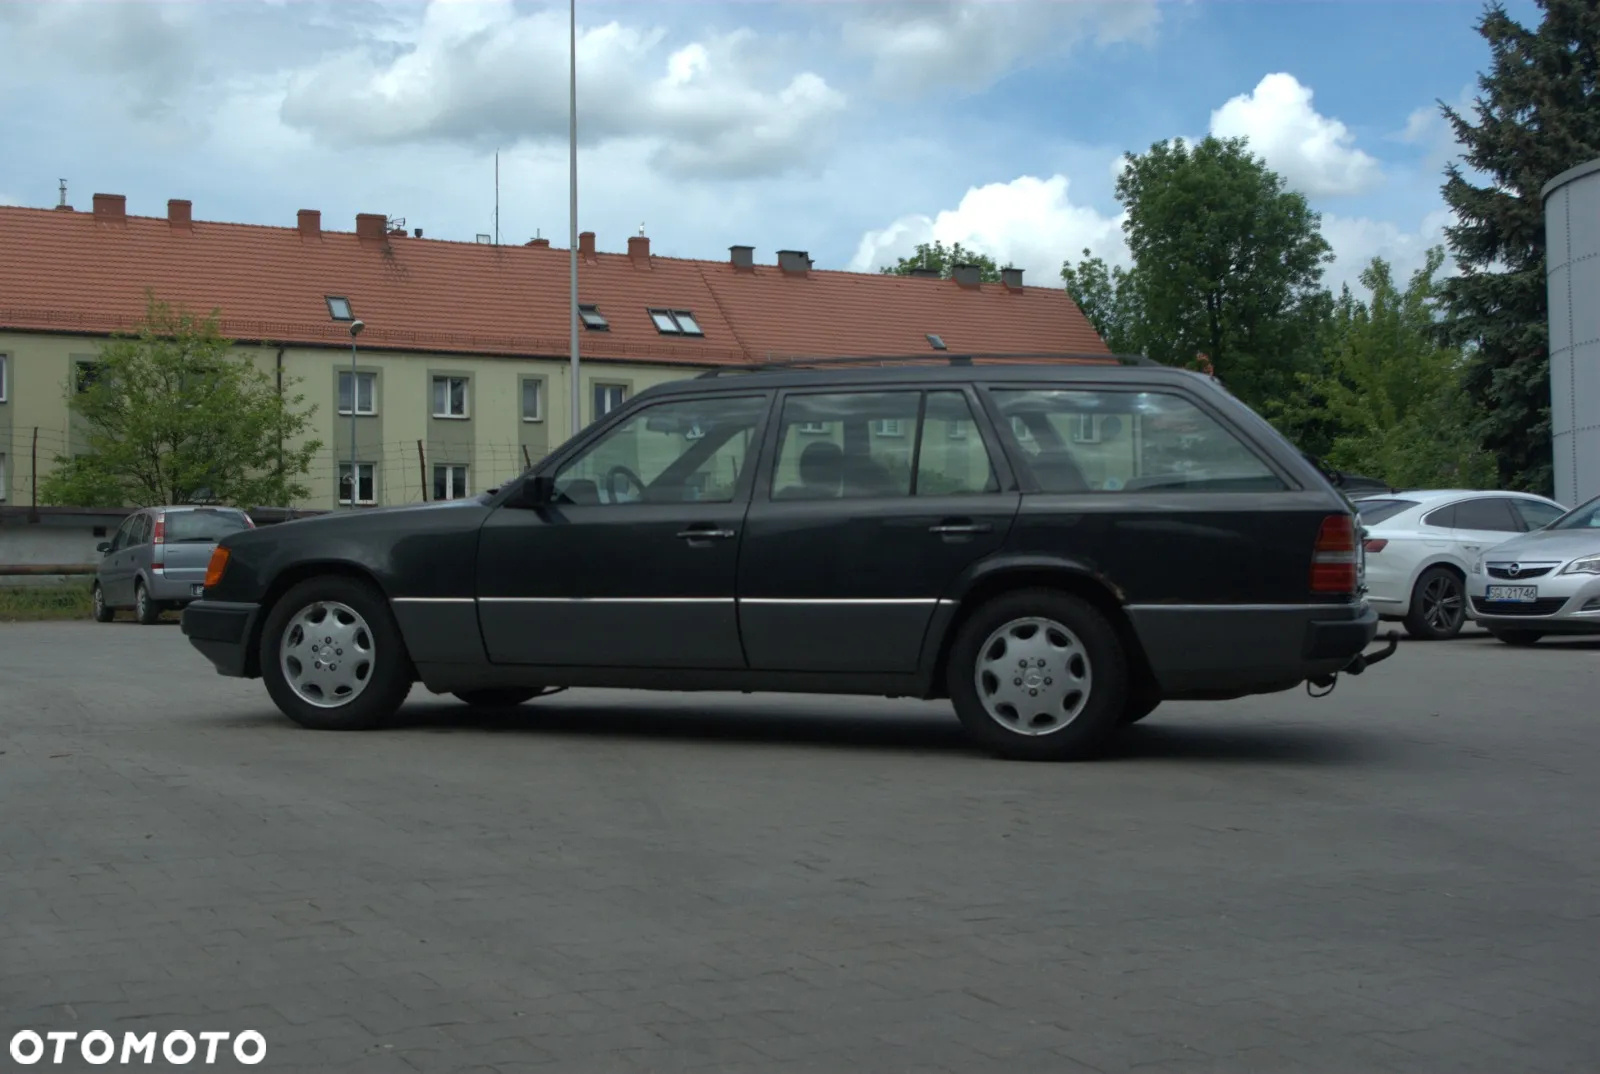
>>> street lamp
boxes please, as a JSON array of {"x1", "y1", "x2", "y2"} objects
[
  {"x1": 348, "y1": 318, "x2": 365, "y2": 509},
  {"x1": 568, "y1": 0, "x2": 580, "y2": 436}
]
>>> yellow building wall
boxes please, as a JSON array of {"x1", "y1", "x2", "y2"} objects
[{"x1": 0, "y1": 331, "x2": 701, "y2": 511}]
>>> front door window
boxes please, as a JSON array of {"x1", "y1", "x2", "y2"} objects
[{"x1": 553, "y1": 396, "x2": 768, "y2": 505}]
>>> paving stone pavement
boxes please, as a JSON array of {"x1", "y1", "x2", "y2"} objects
[{"x1": 2, "y1": 620, "x2": 1598, "y2": 1073}]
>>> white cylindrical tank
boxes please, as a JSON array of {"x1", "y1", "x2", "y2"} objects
[{"x1": 1542, "y1": 159, "x2": 1600, "y2": 508}]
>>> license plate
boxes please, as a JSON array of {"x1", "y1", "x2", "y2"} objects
[
  {"x1": 1485, "y1": 585, "x2": 1537, "y2": 603},
  {"x1": 191, "y1": 584, "x2": 204, "y2": 597}
]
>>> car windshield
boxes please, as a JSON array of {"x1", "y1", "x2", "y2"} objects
[
  {"x1": 1353, "y1": 498, "x2": 1418, "y2": 526},
  {"x1": 164, "y1": 509, "x2": 251, "y2": 542},
  {"x1": 1549, "y1": 496, "x2": 1600, "y2": 530}
]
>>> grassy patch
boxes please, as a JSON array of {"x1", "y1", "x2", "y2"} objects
[{"x1": 0, "y1": 582, "x2": 96, "y2": 622}]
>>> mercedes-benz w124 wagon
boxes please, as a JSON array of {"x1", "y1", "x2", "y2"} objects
[{"x1": 181, "y1": 356, "x2": 1396, "y2": 761}]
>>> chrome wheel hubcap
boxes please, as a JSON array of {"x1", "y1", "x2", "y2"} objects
[
  {"x1": 280, "y1": 601, "x2": 375, "y2": 708},
  {"x1": 974, "y1": 616, "x2": 1092, "y2": 736}
]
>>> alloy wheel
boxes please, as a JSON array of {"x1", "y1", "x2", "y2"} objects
[
  {"x1": 973, "y1": 616, "x2": 1092, "y2": 736},
  {"x1": 1421, "y1": 573, "x2": 1464, "y2": 633},
  {"x1": 279, "y1": 601, "x2": 376, "y2": 709}
]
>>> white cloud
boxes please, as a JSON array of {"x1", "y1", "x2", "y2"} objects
[
  {"x1": 1210, "y1": 73, "x2": 1381, "y2": 197},
  {"x1": 841, "y1": 0, "x2": 1159, "y2": 96},
  {"x1": 1320, "y1": 209, "x2": 1456, "y2": 293},
  {"x1": 848, "y1": 174, "x2": 1127, "y2": 284},
  {"x1": 276, "y1": 0, "x2": 846, "y2": 180}
]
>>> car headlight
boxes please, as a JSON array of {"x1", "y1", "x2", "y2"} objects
[{"x1": 1561, "y1": 554, "x2": 1600, "y2": 575}]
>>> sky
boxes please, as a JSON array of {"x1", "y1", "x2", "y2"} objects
[{"x1": 0, "y1": 0, "x2": 1539, "y2": 297}]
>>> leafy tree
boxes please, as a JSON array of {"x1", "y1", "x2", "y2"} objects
[
  {"x1": 1277, "y1": 249, "x2": 1497, "y2": 489},
  {"x1": 40, "y1": 294, "x2": 322, "y2": 508},
  {"x1": 1060, "y1": 249, "x2": 1147, "y2": 355},
  {"x1": 880, "y1": 240, "x2": 1002, "y2": 282},
  {"x1": 1437, "y1": 0, "x2": 1600, "y2": 497},
  {"x1": 1106, "y1": 135, "x2": 1335, "y2": 411}
]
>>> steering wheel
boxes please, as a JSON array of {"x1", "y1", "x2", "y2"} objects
[{"x1": 604, "y1": 464, "x2": 646, "y2": 503}]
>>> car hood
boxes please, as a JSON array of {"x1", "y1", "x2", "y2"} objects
[
  {"x1": 1483, "y1": 529, "x2": 1600, "y2": 562},
  {"x1": 230, "y1": 496, "x2": 490, "y2": 540}
]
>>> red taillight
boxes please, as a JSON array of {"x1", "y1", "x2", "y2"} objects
[
  {"x1": 1363, "y1": 538, "x2": 1387, "y2": 553},
  {"x1": 151, "y1": 513, "x2": 165, "y2": 569},
  {"x1": 1311, "y1": 514, "x2": 1358, "y2": 594},
  {"x1": 203, "y1": 546, "x2": 230, "y2": 589},
  {"x1": 152, "y1": 515, "x2": 165, "y2": 544}
]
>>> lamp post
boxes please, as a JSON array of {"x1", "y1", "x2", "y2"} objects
[
  {"x1": 348, "y1": 319, "x2": 365, "y2": 508},
  {"x1": 568, "y1": 0, "x2": 580, "y2": 437}
]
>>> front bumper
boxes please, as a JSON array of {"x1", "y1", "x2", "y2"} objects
[
  {"x1": 179, "y1": 599, "x2": 262, "y2": 677},
  {"x1": 1466, "y1": 571, "x2": 1600, "y2": 633}
]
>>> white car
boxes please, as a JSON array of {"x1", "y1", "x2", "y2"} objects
[
  {"x1": 1351, "y1": 489, "x2": 1567, "y2": 639},
  {"x1": 1468, "y1": 493, "x2": 1600, "y2": 644}
]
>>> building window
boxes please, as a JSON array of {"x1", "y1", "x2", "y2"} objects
[
  {"x1": 76, "y1": 361, "x2": 99, "y2": 394},
  {"x1": 433, "y1": 464, "x2": 469, "y2": 501},
  {"x1": 338, "y1": 371, "x2": 376, "y2": 415},
  {"x1": 0, "y1": 353, "x2": 8, "y2": 402},
  {"x1": 326, "y1": 296, "x2": 353, "y2": 321},
  {"x1": 593, "y1": 383, "x2": 626, "y2": 420},
  {"x1": 798, "y1": 421, "x2": 829, "y2": 435},
  {"x1": 647, "y1": 309, "x2": 704, "y2": 336},
  {"x1": 579, "y1": 305, "x2": 610, "y2": 331},
  {"x1": 1070, "y1": 414, "x2": 1101, "y2": 443},
  {"x1": 521, "y1": 378, "x2": 544, "y2": 422},
  {"x1": 432, "y1": 375, "x2": 469, "y2": 418},
  {"x1": 872, "y1": 418, "x2": 906, "y2": 438},
  {"x1": 338, "y1": 463, "x2": 376, "y2": 505}
]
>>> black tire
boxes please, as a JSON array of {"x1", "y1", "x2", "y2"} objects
[
  {"x1": 1403, "y1": 566, "x2": 1466, "y2": 640},
  {"x1": 91, "y1": 583, "x2": 115, "y2": 623},
  {"x1": 947, "y1": 588, "x2": 1128, "y2": 761},
  {"x1": 453, "y1": 688, "x2": 543, "y2": 708},
  {"x1": 259, "y1": 575, "x2": 413, "y2": 731},
  {"x1": 134, "y1": 580, "x2": 161, "y2": 625},
  {"x1": 1490, "y1": 629, "x2": 1544, "y2": 647}
]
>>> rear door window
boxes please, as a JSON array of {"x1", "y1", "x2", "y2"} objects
[
  {"x1": 1451, "y1": 497, "x2": 1521, "y2": 533},
  {"x1": 770, "y1": 391, "x2": 920, "y2": 500},
  {"x1": 1354, "y1": 499, "x2": 1419, "y2": 526},
  {"x1": 986, "y1": 388, "x2": 1286, "y2": 493},
  {"x1": 165, "y1": 509, "x2": 252, "y2": 543}
]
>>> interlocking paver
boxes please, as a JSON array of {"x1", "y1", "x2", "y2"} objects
[{"x1": 3, "y1": 622, "x2": 1599, "y2": 1072}]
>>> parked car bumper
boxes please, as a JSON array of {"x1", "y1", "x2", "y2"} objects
[
  {"x1": 147, "y1": 570, "x2": 210, "y2": 604},
  {"x1": 1466, "y1": 571, "x2": 1600, "y2": 634},
  {"x1": 180, "y1": 599, "x2": 262, "y2": 677},
  {"x1": 1127, "y1": 600, "x2": 1382, "y2": 698}
]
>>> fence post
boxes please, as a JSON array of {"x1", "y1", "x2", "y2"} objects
[
  {"x1": 28, "y1": 427, "x2": 38, "y2": 523},
  {"x1": 417, "y1": 440, "x2": 428, "y2": 502}
]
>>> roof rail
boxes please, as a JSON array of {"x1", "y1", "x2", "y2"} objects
[{"x1": 695, "y1": 351, "x2": 1160, "y2": 378}]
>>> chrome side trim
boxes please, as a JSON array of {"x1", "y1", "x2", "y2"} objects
[
  {"x1": 1125, "y1": 603, "x2": 1365, "y2": 613},
  {"x1": 393, "y1": 597, "x2": 475, "y2": 605},
  {"x1": 454, "y1": 596, "x2": 957, "y2": 606},
  {"x1": 739, "y1": 597, "x2": 940, "y2": 606},
  {"x1": 478, "y1": 596, "x2": 735, "y2": 604}
]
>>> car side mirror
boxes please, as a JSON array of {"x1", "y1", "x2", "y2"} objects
[
  {"x1": 97, "y1": 542, "x2": 111, "y2": 554},
  {"x1": 517, "y1": 474, "x2": 556, "y2": 507}
]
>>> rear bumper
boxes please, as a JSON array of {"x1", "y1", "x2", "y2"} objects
[
  {"x1": 180, "y1": 599, "x2": 261, "y2": 678},
  {"x1": 147, "y1": 571, "x2": 208, "y2": 603},
  {"x1": 1127, "y1": 601, "x2": 1381, "y2": 699}
]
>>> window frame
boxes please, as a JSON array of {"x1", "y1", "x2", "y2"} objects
[
  {"x1": 592, "y1": 382, "x2": 628, "y2": 422},
  {"x1": 646, "y1": 308, "x2": 706, "y2": 336},
  {"x1": 0, "y1": 352, "x2": 8, "y2": 403},
  {"x1": 338, "y1": 370, "x2": 378, "y2": 416},
  {"x1": 337, "y1": 462, "x2": 377, "y2": 506},
  {"x1": 521, "y1": 377, "x2": 546, "y2": 423},
  {"x1": 578, "y1": 304, "x2": 610, "y2": 331},
  {"x1": 975, "y1": 381, "x2": 1298, "y2": 496},
  {"x1": 325, "y1": 295, "x2": 354, "y2": 322},
  {"x1": 432, "y1": 463, "x2": 470, "y2": 501},
  {"x1": 431, "y1": 375, "x2": 470, "y2": 419}
]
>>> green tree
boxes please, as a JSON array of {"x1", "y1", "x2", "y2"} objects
[
  {"x1": 1437, "y1": 0, "x2": 1600, "y2": 497},
  {"x1": 1060, "y1": 249, "x2": 1147, "y2": 355},
  {"x1": 40, "y1": 294, "x2": 322, "y2": 508},
  {"x1": 1108, "y1": 135, "x2": 1335, "y2": 411},
  {"x1": 880, "y1": 240, "x2": 1002, "y2": 282},
  {"x1": 1278, "y1": 248, "x2": 1497, "y2": 489}
]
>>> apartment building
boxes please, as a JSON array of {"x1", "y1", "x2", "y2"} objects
[{"x1": 0, "y1": 194, "x2": 1109, "y2": 510}]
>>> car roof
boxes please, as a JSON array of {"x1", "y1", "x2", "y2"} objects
[
  {"x1": 1356, "y1": 489, "x2": 1556, "y2": 505},
  {"x1": 637, "y1": 359, "x2": 1219, "y2": 398}
]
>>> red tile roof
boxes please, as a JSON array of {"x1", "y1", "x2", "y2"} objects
[{"x1": 0, "y1": 198, "x2": 1109, "y2": 368}]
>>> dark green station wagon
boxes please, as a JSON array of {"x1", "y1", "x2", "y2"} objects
[{"x1": 182, "y1": 354, "x2": 1397, "y2": 761}]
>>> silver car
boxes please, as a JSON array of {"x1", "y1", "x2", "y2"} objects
[
  {"x1": 1467, "y1": 493, "x2": 1600, "y2": 644},
  {"x1": 93, "y1": 506, "x2": 255, "y2": 624}
]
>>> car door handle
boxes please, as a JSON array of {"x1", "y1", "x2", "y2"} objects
[
  {"x1": 676, "y1": 526, "x2": 736, "y2": 540},
  {"x1": 929, "y1": 521, "x2": 992, "y2": 535}
]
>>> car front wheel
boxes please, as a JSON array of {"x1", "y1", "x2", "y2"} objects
[
  {"x1": 260, "y1": 576, "x2": 413, "y2": 730},
  {"x1": 947, "y1": 588, "x2": 1128, "y2": 761},
  {"x1": 1404, "y1": 566, "x2": 1465, "y2": 639}
]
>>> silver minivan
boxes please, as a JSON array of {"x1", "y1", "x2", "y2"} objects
[{"x1": 94, "y1": 506, "x2": 255, "y2": 624}]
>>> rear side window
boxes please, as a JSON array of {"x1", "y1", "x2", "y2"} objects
[
  {"x1": 1354, "y1": 499, "x2": 1418, "y2": 526},
  {"x1": 164, "y1": 509, "x2": 251, "y2": 542},
  {"x1": 1422, "y1": 504, "x2": 1456, "y2": 528},
  {"x1": 987, "y1": 388, "x2": 1286, "y2": 493}
]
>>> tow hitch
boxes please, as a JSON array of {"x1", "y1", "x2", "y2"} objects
[{"x1": 1307, "y1": 630, "x2": 1401, "y2": 696}]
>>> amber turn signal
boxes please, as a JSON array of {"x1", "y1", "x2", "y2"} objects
[{"x1": 203, "y1": 545, "x2": 231, "y2": 589}]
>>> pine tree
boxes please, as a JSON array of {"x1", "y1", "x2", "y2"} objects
[{"x1": 1439, "y1": 0, "x2": 1600, "y2": 497}]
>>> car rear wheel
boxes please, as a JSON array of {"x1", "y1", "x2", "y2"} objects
[
  {"x1": 260, "y1": 576, "x2": 413, "y2": 730},
  {"x1": 1403, "y1": 567, "x2": 1465, "y2": 640},
  {"x1": 1490, "y1": 629, "x2": 1544, "y2": 646},
  {"x1": 91, "y1": 583, "x2": 115, "y2": 623},
  {"x1": 947, "y1": 589, "x2": 1127, "y2": 761},
  {"x1": 453, "y1": 688, "x2": 544, "y2": 708},
  {"x1": 134, "y1": 581, "x2": 161, "y2": 625}
]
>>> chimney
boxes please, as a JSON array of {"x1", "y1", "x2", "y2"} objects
[
  {"x1": 1001, "y1": 266, "x2": 1024, "y2": 291},
  {"x1": 92, "y1": 193, "x2": 126, "y2": 222},
  {"x1": 527, "y1": 237, "x2": 550, "y2": 248},
  {"x1": 729, "y1": 245, "x2": 754, "y2": 271},
  {"x1": 167, "y1": 199, "x2": 192, "y2": 229},
  {"x1": 909, "y1": 267, "x2": 941, "y2": 279},
  {"x1": 628, "y1": 234, "x2": 650, "y2": 265},
  {"x1": 413, "y1": 227, "x2": 423, "y2": 238},
  {"x1": 297, "y1": 209, "x2": 321, "y2": 238},
  {"x1": 777, "y1": 249, "x2": 809, "y2": 276},
  {"x1": 355, "y1": 212, "x2": 387, "y2": 241},
  {"x1": 578, "y1": 231, "x2": 596, "y2": 259},
  {"x1": 951, "y1": 263, "x2": 982, "y2": 289}
]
